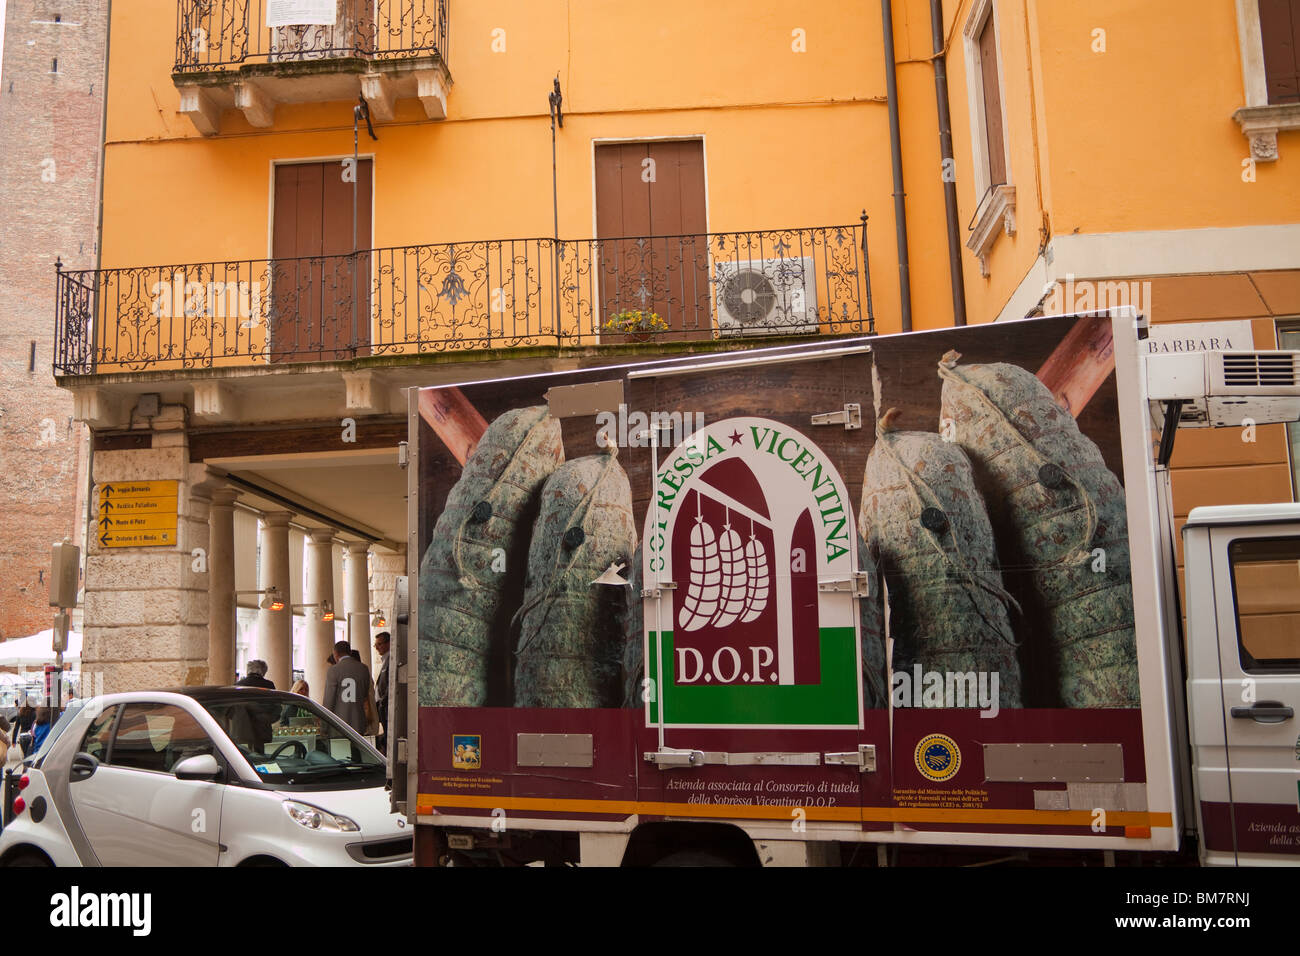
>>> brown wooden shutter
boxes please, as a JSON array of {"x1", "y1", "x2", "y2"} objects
[
  {"x1": 1260, "y1": 0, "x2": 1300, "y2": 104},
  {"x1": 594, "y1": 140, "x2": 709, "y2": 338},
  {"x1": 271, "y1": 159, "x2": 372, "y2": 361},
  {"x1": 978, "y1": 15, "x2": 1007, "y2": 187},
  {"x1": 648, "y1": 141, "x2": 710, "y2": 334}
]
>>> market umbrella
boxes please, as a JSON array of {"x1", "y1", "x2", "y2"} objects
[{"x1": 0, "y1": 629, "x2": 82, "y2": 667}]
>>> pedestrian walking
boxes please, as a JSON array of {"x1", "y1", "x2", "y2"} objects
[
  {"x1": 373, "y1": 631, "x2": 391, "y2": 753},
  {"x1": 322, "y1": 642, "x2": 374, "y2": 735}
]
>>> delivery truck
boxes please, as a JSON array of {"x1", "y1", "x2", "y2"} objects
[{"x1": 388, "y1": 308, "x2": 1300, "y2": 866}]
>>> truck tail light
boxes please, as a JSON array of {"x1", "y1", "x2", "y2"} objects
[
  {"x1": 17, "y1": 775, "x2": 29, "y2": 791},
  {"x1": 12, "y1": 797, "x2": 25, "y2": 816}
]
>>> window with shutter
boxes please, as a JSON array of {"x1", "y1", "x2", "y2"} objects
[
  {"x1": 1260, "y1": 0, "x2": 1300, "y2": 104},
  {"x1": 268, "y1": 0, "x2": 374, "y2": 60},
  {"x1": 270, "y1": 159, "x2": 373, "y2": 362},
  {"x1": 962, "y1": 0, "x2": 1017, "y2": 276},
  {"x1": 1232, "y1": 0, "x2": 1300, "y2": 159},
  {"x1": 978, "y1": 15, "x2": 1008, "y2": 187},
  {"x1": 593, "y1": 141, "x2": 711, "y2": 339}
]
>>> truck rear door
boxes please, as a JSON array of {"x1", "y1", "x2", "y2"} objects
[
  {"x1": 630, "y1": 346, "x2": 889, "y2": 843},
  {"x1": 1203, "y1": 524, "x2": 1300, "y2": 864}
]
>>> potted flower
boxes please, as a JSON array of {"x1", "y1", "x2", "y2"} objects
[{"x1": 602, "y1": 309, "x2": 668, "y2": 342}]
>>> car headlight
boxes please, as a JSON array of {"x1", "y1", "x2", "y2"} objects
[{"x1": 283, "y1": 800, "x2": 360, "y2": 833}]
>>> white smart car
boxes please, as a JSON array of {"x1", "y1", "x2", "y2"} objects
[{"x1": 0, "y1": 688, "x2": 411, "y2": 866}]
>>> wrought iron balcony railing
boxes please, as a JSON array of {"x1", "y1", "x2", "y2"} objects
[
  {"x1": 174, "y1": 0, "x2": 448, "y2": 73},
  {"x1": 54, "y1": 222, "x2": 874, "y2": 375}
]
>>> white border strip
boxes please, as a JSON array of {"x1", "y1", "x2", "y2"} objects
[
  {"x1": 998, "y1": 225, "x2": 1300, "y2": 323},
  {"x1": 626, "y1": 344, "x2": 872, "y2": 379}
]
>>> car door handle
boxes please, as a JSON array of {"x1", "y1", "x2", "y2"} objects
[
  {"x1": 69, "y1": 752, "x2": 99, "y2": 781},
  {"x1": 1229, "y1": 701, "x2": 1294, "y2": 723}
]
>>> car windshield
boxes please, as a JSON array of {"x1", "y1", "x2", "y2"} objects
[{"x1": 200, "y1": 693, "x2": 384, "y2": 786}]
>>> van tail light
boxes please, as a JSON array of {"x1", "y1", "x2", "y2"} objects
[
  {"x1": 12, "y1": 797, "x2": 25, "y2": 816},
  {"x1": 17, "y1": 775, "x2": 29, "y2": 791}
]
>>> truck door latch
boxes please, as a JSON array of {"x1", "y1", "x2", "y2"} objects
[
  {"x1": 644, "y1": 749, "x2": 704, "y2": 768},
  {"x1": 810, "y1": 404, "x2": 862, "y2": 430},
  {"x1": 817, "y1": 573, "x2": 873, "y2": 597},
  {"x1": 823, "y1": 745, "x2": 877, "y2": 773}
]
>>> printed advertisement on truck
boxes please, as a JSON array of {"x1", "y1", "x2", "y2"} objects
[{"x1": 409, "y1": 312, "x2": 1179, "y2": 852}]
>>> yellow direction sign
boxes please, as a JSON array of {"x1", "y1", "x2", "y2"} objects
[
  {"x1": 98, "y1": 481, "x2": 178, "y2": 549},
  {"x1": 97, "y1": 495, "x2": 176, "y2": 515},
  {"x1": 100, "y1": 529, "x2": 177, "y2": 548}
]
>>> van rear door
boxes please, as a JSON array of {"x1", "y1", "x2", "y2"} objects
[{"x1": 1203, "y1": 523, "x2": 1300, "y2": 864}]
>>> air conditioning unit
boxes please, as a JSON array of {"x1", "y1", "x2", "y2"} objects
[
  {"x1": 1147, "y1": 350, "x2": 1300, "y2": 429},
  {"x1": 715, "y1": 257, "x2": 819, "y2": 337}
]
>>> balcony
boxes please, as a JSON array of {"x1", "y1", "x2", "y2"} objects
[
  {"x1": 172, "y1": 0, "x2": 450, "y2": 134},
  {"x1": 57, "y1": 223, "x2": 874, "y2": 371},
  {"x1": 55, "y1": 222, "x2": 873, "y2": 424}
]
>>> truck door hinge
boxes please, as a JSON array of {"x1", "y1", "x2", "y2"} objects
[
  {"x1": 824, "y1": 745, "x2": 877, "y2": 773},
  {"x1": 644, "y1": 749, "x2": 822, "y2": 769},
  {"x1": 641, "y1": 581, "x2": 677, "y2": 599},
  {"x1": 817, "y1": 573, "x2": 872, "y2": 597},
  {"x1": 810, "y1": 403, "x2": 862, "y2": 430}
]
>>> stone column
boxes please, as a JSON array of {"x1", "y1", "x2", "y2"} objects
[
  {"x1": 207, "y1": 488, "x2": 239, "y2": 686},
  {"x1": 82, "y1": 407, "x2": 209, "y2": 693},
  {"x1": 258, "y1": 511, "x2": 295, "y2": 691},
  {"x1": 304, "y1": 529, "x2": 336, "y2": 700},
  {"x1": 368, "y1": 546, "x2": 407, "y2": 674},
  {"x1": 344, "y1": 541, "x2": 371, "y2": 653}
]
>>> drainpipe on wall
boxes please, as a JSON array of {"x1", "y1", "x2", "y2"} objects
[
  {"x1": 930, "y1": 0, "x2": 967, "y2": 326},
  {"x1": 881, "y1": 0, "x2": 912, "y2": 332}
]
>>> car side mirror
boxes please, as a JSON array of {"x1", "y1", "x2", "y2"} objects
[{"x1": 173, "y1": 753, "x2": 223, "y2": 781}]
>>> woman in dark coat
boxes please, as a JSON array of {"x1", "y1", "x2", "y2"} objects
[{"x1": 13, "y1": 704, "x2": 35, "y2": 754}]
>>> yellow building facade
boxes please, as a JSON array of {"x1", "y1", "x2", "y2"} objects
[
  {"x1": 937, "y1": 0, "x2": 1300, "y2": 593},
  {"x1": 58, "y1": 0, "x2": 1300, "y2": 690}
]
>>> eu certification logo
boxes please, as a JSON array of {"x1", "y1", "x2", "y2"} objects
[{"x1": 915, "y1": 733, "x2": 961, "y2": 782}]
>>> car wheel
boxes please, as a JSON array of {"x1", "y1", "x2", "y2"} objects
[{"x1": 3, "y1": 848, "x2": 53, "y2": 867}]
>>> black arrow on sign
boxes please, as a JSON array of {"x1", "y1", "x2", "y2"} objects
[
  {"x1": 99, "y1": 515, "x2": 112, "y2": 528},
  {"x1": 102, "y1": 485, "x2": 113, "y2": 498},
  {"x1": 100, "y1": 533, "x2": 109, "y2": 546}
]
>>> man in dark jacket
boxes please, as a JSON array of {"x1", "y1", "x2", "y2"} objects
[
  {"x1": 323, "y1": 641, "x2": 372, "y2": 734},
  {"x1": 230, "y1": 660, "x2": 276, "y2": 752},
  {"x1": 235, "y1": 659, "x2": 275, "y2": 689},
  {"x1": 373, "y1": 632, "x2": 391, "y2": 753}
]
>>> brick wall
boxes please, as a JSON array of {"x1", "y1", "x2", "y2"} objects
[{"x1": 0, "y1": 1, "x2": 106, "y2": 638}]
